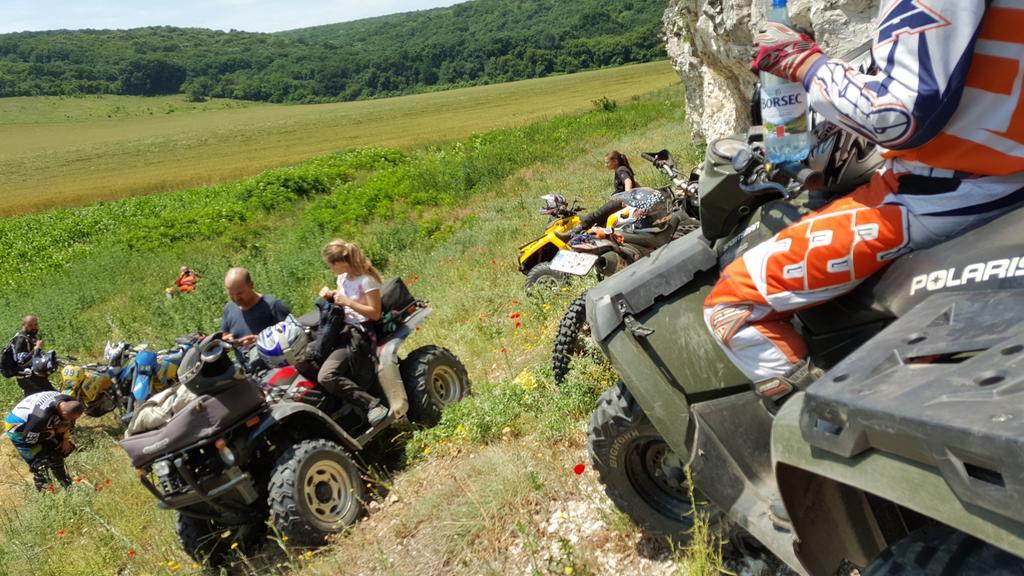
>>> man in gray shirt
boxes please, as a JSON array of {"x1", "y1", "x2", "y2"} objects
[{"x1": 219, "y1": 268, "x2": 291, "y2": 347}]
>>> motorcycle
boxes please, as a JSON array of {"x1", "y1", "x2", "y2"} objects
[{"x1": 123, "y1": 334, "x2": 202, "y2": 424}]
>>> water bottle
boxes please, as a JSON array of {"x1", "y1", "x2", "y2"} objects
[{"x1": 760, "y1": 0, "x2": 810, "y2": 163}]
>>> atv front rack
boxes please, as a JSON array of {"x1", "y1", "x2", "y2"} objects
[{"x1": 801, "y1": 290, "x2": 1024, "y2": 524}]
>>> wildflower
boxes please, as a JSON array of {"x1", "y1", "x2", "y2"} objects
[
  {"x1": 500, "y1": 347, "x2": 508, "y2": 353},
  {"x1": 491, "y1": 259, "x2": 497, "y2": 265},
  {"x1": 423, "y1": 447, "x2": 431, "y2": 456},
  {"x1": 509, "y1": 313, "x2": 521, "y2": 319},
  {"x1": 46, "y1": 485, "x2": 55, "y2": 492},
  {"x1": 230, "y1": 542, "x2": 239, "y2": 550},
  {"x1": 304, "y1": 550, "x2": 314, "y2": 558},
  {"x1": 511, "y1": 299, "x2": 519, "y2": 305},
  {"x1": 543, "y1": 304, "x2": 551, "y2": 311},
  {"x1": 104, "y1": 479, "x2": 111, "y2": 485},
  {"x1": 456, "y1": 424, "x2": 465, "y2": 434},
  {"x1": 73, "y1": 476, "x2": 84, "y2": 484},
  {"x1": 515, "y1": 322, "x2": 522, "y2": 329},
  {"x1": 56, "y1": 529, "x2": 66, "y2": 538},
  {"x1": 415, "y1": 326, "x2": 421, "y2": 331},
  {"x1": 565, "y1": 567, "x2": 574, "y2": 575},
  {"x1": 573, "y1": 463, "x2": 586, "y2": 476},
  {"x1": 220, "y1": 530, "x2": 232, "y2": 539},
  {"x1": 128, "y1": 549, "x2": 136, "y2": 559},
  {"x1": 282, "y1": 536, "x2": 289, "y2": 542},
  {"x1": 97, "y1": 486, "x2": 104, "y2": 493}
]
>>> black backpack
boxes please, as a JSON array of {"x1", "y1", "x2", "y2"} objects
[{"x1": 0, "y1": 337, "x2": 19, "y2": 378}]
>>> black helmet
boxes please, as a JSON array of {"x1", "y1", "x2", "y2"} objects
[
  {"x1": 178, "y1": 334, "x2": 247, "y2": 395},
  {"x1": 31, "y1": 349, "x2": 58, "y2": 376},
  {"x1": 807, "y1": 118, "x2": 883, "y2": 196},
  {"x1": 610, "y1": 187, "x2": 672, "y2": 230}
]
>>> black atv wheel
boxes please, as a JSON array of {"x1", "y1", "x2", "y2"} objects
[
  {"x1": 863, "y1": 524, "x2": 1024, "y2": 575},
  {"x1": 551, "y1": 295, "x2": 590, "y2": 385},
  {"x1": 400, "y1": 345, "x2": 471, "y2": 426},
  {"x1": 176, "y1": 514, "x2": 264, "y2": 566},
  {"x1": 524, "y1": 261, "x2": 568, "y2": 290},
  {"x1": 267, "y1": 439, "x2": 367, "y2": 546},
  {"x1": 588, "y1": 381, "x2": 696, "y2": 536}
]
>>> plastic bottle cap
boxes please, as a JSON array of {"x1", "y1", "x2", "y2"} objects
[{"x1": 772, "y1": 0, "x2": 787, "y2": 7}]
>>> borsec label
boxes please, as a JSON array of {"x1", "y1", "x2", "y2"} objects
[{"x1": 761, "y1": 83, "x2": 807, "y2": 128}]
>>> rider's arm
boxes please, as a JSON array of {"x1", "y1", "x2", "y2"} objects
[
  {"x1": 801, "y1": 0, "x2": 987, "y2": 150},
  {"x1": 11, "y1": 334, "x2": 32, "y2": 366}
]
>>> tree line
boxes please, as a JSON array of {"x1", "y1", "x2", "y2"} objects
[{"x1": 0, "y1": 0, "x2": 666, "y2": 103}]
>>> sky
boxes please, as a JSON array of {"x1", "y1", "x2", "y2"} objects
[{"x1": 0, "y1": 0, "x2": 465, "y2": 34}]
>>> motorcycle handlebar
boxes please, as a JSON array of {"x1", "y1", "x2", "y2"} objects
[
  {"x1": 776, "y1": 161, "x2": 824, "y2": 191},
  {"x1": 641, "y1": 152, "x2": 657, "y2": 163}
]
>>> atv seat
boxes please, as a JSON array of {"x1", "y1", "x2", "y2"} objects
[
  {"x1": 296, "y1": 310, "x2": 320, "y2": 329},
  {"x1": 119, "y1": 379, "x2": 265, "y2": 469}
]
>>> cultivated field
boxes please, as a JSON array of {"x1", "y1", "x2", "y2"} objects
[{"x1": 0, "y1": 62, "x2": 678, "y2": 216}]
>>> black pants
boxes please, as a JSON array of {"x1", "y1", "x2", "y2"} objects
[
  {"x1": 315, "y1": 326, "x2": 380, "y2": 412},
  {"x1": 16, "y1": 375, "x2": 55, "y2": 398},
  {"x1": 28, "y1": 445, "x2": 71, "y2": 491}
]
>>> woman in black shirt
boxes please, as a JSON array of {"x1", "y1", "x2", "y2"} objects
[{"x1": 605, "y1": 150, "x2": 638, "y2": 194}]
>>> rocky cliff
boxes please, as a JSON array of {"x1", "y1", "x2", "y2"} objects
[{"x1": 663, "y1": 0, "x2": 880, "y2": 143}]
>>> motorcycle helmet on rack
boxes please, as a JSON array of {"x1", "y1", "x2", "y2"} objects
[
  {"x1": 538, "y1": 194, "x2": 568, "y2": 216},
  {"x1": 178, "y1": 334, "x2": 247, "y2": 395},
  {"x1": 256, "y1": 315, "x2": 310, "y2": 368}
]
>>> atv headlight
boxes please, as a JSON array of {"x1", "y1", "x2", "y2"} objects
[{"x1": 152, "y1": 459, "x2": 172, "y2": 477}]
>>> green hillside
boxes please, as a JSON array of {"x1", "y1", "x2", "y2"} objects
[{"x1": 0, "y1": 0, "x2": 667, "y2": 103}]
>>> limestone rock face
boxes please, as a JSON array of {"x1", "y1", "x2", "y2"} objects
[{"x1": 663, "y1": 0, "x2": 879, "y2": 143}]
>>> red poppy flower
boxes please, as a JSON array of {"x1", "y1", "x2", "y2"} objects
[
  {"x1": 509, "y1": 313, "x2": 520, "y2": 319},
  {"x1": 128, "y1": 549, "x2": 136, "y2": 558},
  {"x1": 511, "y1": 299, "x2": 519, "y2": 305},
  {"x1": 500, "y1": 347, "x2": 508, "y2": 353},
  {"x1": 491, "y1": 259, "x2": 497, "y2": 265},
  {"x1": 104, "y1": 479, "x2": 111, "y2": 485},
  {"x1": 573, "y1": 463, "x2": 586, "y2": 475},
  {"x1": 57, "y1": 530, "x2": 66, "y2": 538},
  {"x1": 415, "y1": 326, "x2": 421, "y2": 331},
  {"x1": 97, "y1": 486, "x2": 104, "y2": 493},
  {"x1": 514, "y1": 322, "x2": 522, "y2": 329}
]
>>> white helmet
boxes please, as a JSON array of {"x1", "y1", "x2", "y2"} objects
[
  {"x1": 104, "y1": 341, "x2": 132, "y2": 367},
  {"x1": 539, "y1": 193, "x2": 567, "y2": 216},
  {"x1": 256, "y1": 315, "x2": 309, "y2": 368}
]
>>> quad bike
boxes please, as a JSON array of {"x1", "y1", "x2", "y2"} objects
[
  {"x1": 119, "y1": 278, "x2": 470, "y2": 566},
  {"x1": 581, "y1": 93, "x2": 1024, "y2": 572},
  {"x1": 518, "y1": 153, "x2": 699, "y2": 290}
]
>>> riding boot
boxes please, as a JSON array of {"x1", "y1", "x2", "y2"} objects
[{"x1": 752, "y1": 359, "x2": 824, "y2": 412}]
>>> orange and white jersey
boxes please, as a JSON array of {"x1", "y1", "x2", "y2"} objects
[{"x1": 805, "y1": 0, "x2": 1024, "y2": 176}]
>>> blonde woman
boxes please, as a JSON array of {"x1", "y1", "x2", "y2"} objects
[{"x1": 317, "y1": 240, "x2": 389, "y2": 426}]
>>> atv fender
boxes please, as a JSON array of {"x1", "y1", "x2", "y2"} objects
[
  {"x1": 586, "y1": 232, "x2": 741, "y2": 460},
  {"x1": 376, "y1": 307, "x2": 435, "y2": 421},
  {"x1": 255, "y1": 403, "x2": 362, "y2": 452},
  {"x1": 775, "y1": 290, "x2": 1024, "y2": 574}
]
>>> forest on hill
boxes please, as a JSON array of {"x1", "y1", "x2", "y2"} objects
[{"x1": 0, "y1": 0, "x2": 666, "y2": 103}]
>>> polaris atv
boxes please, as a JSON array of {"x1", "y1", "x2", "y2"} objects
[
  {"x1": 119, "y1": 278, "x2": 470, "y2": 565},
  {"x1": 583, "y1": 110, "x2": 1024, "y2": 572}
]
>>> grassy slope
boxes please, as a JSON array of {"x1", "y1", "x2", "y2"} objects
[
  {"x1": 0, "y1": 62, "x2": 676, "y2": 216},
  {"x1": 0, "y1": 86, "x2": 717, "y2": 576}
]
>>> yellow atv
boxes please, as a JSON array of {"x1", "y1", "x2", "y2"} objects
[{"x1": 517, "y1": 195, "x2": 629, "y2": 289}]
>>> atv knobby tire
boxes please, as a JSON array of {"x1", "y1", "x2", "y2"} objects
[
  {"x1": 176, "y1": 513, "x2": 263, "y2": 566},
  {"x1": 268, "y1": 439, "x2": 366, "y2": 546},
  {"x1": 551, "y1": 295, "x2": 588, "y2": 385},
  {"x1": 588, "y1": 381, "x2": 696, "y2": 537},
  {"x1": 673, "y1": 215, "x2": 701, "y2": 240},
  {"x1": 524, "y1": 261, "x2": 568, "y2": 290},
  {"x1": 863, "y1": 524, "x2": 1024, "y2": 575},
  {"x1": 400, "y1": 345, "x2": 471, "y2": 426}
]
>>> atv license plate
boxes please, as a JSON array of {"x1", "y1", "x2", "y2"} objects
[{"x1": 550, "y1": 250, "x2": 598, "y2": 276}]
